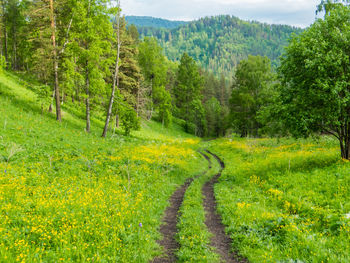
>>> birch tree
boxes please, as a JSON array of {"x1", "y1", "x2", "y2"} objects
[{"x1": 102, "y1": 0, "x2": 121, "y2": 138}]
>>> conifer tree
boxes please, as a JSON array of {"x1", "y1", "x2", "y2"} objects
[
  {"x1": 174, "y1": 52, "x2": 205, "y2": 135},
  {"x1": 72, "y1": 0, "x2": 113, "y2": 132}
]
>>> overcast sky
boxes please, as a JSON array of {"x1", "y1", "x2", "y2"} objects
[{"x1": 121, "y1": 0, "x2": 321, "y2": 28}]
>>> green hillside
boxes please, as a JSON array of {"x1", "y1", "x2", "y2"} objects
[
  {"x1": 138, "y1": 15, "x2": 303, "y2": 78},
  {"x1": 125, "y1": 16, "x2": 187, "y2": 29},
  {"x1": 1, "y1": 64, "x2": 350, "y2": 262},
  {"x1": 0, "y1": 71, "x2": 206, "y2": 262},
  {"x1": 2, "y1": 1, "x2": 350, "y2": 262}
]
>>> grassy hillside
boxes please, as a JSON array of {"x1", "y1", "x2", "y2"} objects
[
  {"x1": 0, "y1": 71, "x2": 205, "y2": 262},
  {"x1": 207, "y1": 138, "x2": 350, "y2": 262},
  {"x1": 138, "y1": 15, "x2": 303, "y2": 78},
  {"x1": 125, "y1": 16, "x2": 187, "y2": 29},
  {"x1": 1, "y1": 70, "x2": 350, "y2": 262}
]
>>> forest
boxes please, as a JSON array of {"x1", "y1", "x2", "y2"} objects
[
  {"x1": 125, "y1": 16, "x2": 187, "y2": 29},
  {"x1": 136, "y1": 15, "x2": 303, "y2": 78},
  {"x1": 1, "y1": 0, "x2": 350, "y2": 262}
]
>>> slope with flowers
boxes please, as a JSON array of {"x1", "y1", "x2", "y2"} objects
[
  {"x1": 207, "y1": 138, "x2": 350, "y2": 262},
  {"x1": 0, "y1": 71, "x2": 206, "y2": 262}
]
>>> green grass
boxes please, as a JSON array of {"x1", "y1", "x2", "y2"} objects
[
  {"x1": 209, "y1": 138, "x2": 350, "y2": 263},
  {"x1": 2, "y1": 69, "x2": 350, "y2": 262},
  {"x1": 176, "y1": 152, "x2": 221, "y2": 262},
  {"x1": 0, "y1": 71, "x2": 205, "y2": 262}
]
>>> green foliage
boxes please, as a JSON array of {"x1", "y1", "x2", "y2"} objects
[
  {"x1": 208, "y1": 137, "x2": 349, "y2": 263},
  {"x1": 138, "y1": 37, "x2": 167, "y2": 87},
  {"x1": 317, "y1": 0, "x2": 350, "y2": 14},
  {"x1": 154, "y1": 86, "x2": 172, "y2": 127},
  {"x1": 138, "y1": 15, "x2": 302, "y2": 78},
  {"x1": 138, "y1": 37, "x2": 175, "y2": 122},
  {"x1": 119, "y1": 104, "x2": 141, "y2": 136},
  {"x1": 230, "y1": 55, "x2": 275, "y2": 137},
  {"x1": 0, "y1": 71, "x2": 204, "y2": 262},
  {"x1": 34, "y1": 84, "x2": 51, "y2": 113},
  {"x1": 204, "y1": 97, "x2": 223, "y2": 137},
  {"x1": 119, "y1": 20, "x2": 142, "y2": 107},
  {"x1": 174, "y1": 53, "x2": 206, "y2": 136},
  {"x1": 176, "y1": 153, "x2": 220, "y2": 263},
  {"x1": 0, "y1": 56, "x2": 6, "y2": 73},
  {"x1": 278, "y1": 4, "x2": 350, "y2": 159},
  {"x1": 125, "y1": 16, "x2": 187, "y2": 29}
]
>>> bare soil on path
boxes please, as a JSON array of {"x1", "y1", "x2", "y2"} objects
[
  {"x1": 152, "y1": 151, "x2": 210, "y2": 263},
  {"x1": 152, "y1": 150, "x2": 247, "y2": 263},
  {"x1": 203, "y1": 150, "x2": 247, "y2": 263}
]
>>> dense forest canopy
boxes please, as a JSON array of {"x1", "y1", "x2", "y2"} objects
[
  {"x1": 130, "y1": 15, "x2": 303, "y2": 78},
  {"x1": 125, "y1": 16, "x2": 187, "y2": 29}
]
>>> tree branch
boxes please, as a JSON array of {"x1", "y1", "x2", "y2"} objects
[{"x1": 59, "y1": 14, "x2": 74, "y2": 56}]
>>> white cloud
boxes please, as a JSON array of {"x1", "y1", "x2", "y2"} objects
[{"x1": 121, "y1": 0, "x2": 320, "y2": 28}]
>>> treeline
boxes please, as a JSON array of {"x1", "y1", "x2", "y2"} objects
[
  {"x1": 228, "y1": 1, "x2": 350, "y2": 162},
  {"x1": 0, "y1": 0, "x2": 230, "y2": 137},
  {"x1": 125, "y1": 16, "x2": 187, "y2": 29},
  {"x1": 136, "y1": 15, "x2": 303, "y2": 79}
]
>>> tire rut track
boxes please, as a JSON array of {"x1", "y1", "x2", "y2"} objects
[
  {"x1": 152, "y1": 151, "x2": 210, "y2": 263},
  {"x1": 203, "y1": 150, "x2": 247, "y2": 263},
  {"x1": 152, "y1": 150, "x2": 246, "y2": 263}
]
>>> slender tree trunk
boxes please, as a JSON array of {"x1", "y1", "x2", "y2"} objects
[
  {"x1": 4, "y1": 25, "x2": 8, "y2": 69},
  {"x1": 116, "y1": 114, "x2": 119, "y2": 128},
  {"x1": 102, "y1": 1, "x2": 121, "y2": 138},
  {"x1": 50, "y1": 0, "x2": 62, "y2": 122},
  {"x1": 148, "y1": 78, "x2": 153, "y2": 120},
  {"x1": 1, "y1": 0, "x2": 8, "y2": 69},
  {"x1": 12, "y1": 21, "x2": 17, "y2": 70},
  {"x1": 0, "y1": 23, "x2": 2, "y2": 58},
  {"x1": 85, "y1": 67, "x2": 90, "y2": 133},
  {"x1": 48, "y1": 87, "x2": 55, "y2": 112},
  {"x1": 136, "y1": 87, "x2": 140, "y2": 117}
]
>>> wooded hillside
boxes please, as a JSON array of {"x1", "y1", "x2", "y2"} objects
[{"x1": 133, "y1": 15, "x2": 303, "y2": 78}]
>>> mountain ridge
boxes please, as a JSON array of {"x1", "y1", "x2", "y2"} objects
[
  {"x1": 130, "y1": 15, "x2": 303, "y2": 78},
  {"x1": 125, "y1": 16, "x2": 188, "y2": 29}
]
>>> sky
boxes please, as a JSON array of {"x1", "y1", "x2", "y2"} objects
[{"x1": 121, "y1": 0, "x2": 321, "y2": 28}]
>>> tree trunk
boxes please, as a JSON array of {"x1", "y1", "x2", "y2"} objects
[
  {"x1": 2, "y1": 1, "x2": 8, "y2": 69},
  {"x1": 50, "y1": 0, "x2": 62, "y2": 122},
  {"x1": 102, "y1": 1, "x2": 121, "y2": 138},
  {"x1": 12, "y1": 21, "x2": 17, "y2": 70},
  {"x1": 136, "y1": 87, "x2": 140, "y2": 117},
  {"x1": 148, "y1": 78, "x2": 153, "y2": 120},
  {"x1": 116, "y1": 114, "x2": 119, "y2": 128},
  {"x1": 85, "y1": 67, "x2": 90, "y2": 133}
]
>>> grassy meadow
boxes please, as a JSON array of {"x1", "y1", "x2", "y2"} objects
[
  {"x1": 0, "y1": 71, "x2": 206, "y2": 262},
  {"x1": 208, "y1": 138, "x2": 350, "y2": 262},
  {"x1": 1, "y1": 70, "x2": 350, "y2": 262}
]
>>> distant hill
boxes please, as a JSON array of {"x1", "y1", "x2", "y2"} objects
[
  {"x1": 125, "y1": 16, "x2": 188, "y2": 29},
  {"x1": 136, "y1": 15, "x2": 303, "y2": 78}
]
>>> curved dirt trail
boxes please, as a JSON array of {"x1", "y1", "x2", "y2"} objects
[
  {"x1": 203, "y1": 150, "x2": 247, "y2": 263},
  {"x1": 152, "y1": 177, "x2": 193, "y2": 263},
  {"x1": 152, "y1": 151, "x2": 210, "y2": 263},
  {"x1": 152, "y1": 150, "x2": 246, "y2": 263}
]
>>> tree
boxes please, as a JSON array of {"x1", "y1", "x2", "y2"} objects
[
  {"x1": 204, "y1": 96, "x2": 222, "y2": 137},
  {"x1": 0, "y1": 0, "x2": 28, "y2": 70},
  {"x1": 70, "y1": 0, "x2": 113, "y2": 133},
  {"x1": 154, "y1": 85, "x2": 172, "y2": 127},
  {"x1": 317, "y1": 0, "x2": 350, "y2": 14},
  {"x1": 102, "y1": 0, "x2": 121, "y2": 137},
  {"x1": 138, "y1": 37, "x2": 167, "y2": 120},
  {"x1": 118, "y1": 19, "x2": 142, "y2": 108},
  {"x1": 229, "y1": 55, "x2": 274, "y2": 137},
  {"x1": 119, "y1": 104, "x2": 140, "y2": 136},
  {"x1": 174, "y1": 52, "x2": 205, "y2": 135},
  {"x1": 278, "y1": 4, "x2": 350, "y2": 159},
  {"x1": 28, "y1": 0, "x2": 76, "y2": 121}
]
